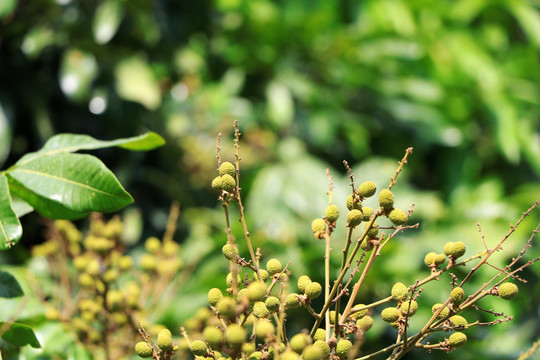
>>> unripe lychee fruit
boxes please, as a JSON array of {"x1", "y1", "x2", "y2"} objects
[
  {"x1": 255, "y1": 320, "x2": 275, "y2": 339},
  {"x1": 450, "y1": 287, "x2": 465, "y2": 306},
  {"x1": 265, "y1": 296, "x2": 280, "y2": 312},
  {"x1": 313, "y1": 328, "x2": 326, "y2": 342},
  {"x1": 443, "y1": 242, "x2": 454, "y2": 257},
  {"x1": 346, "y1": 194, "x2": 362, "y2": 211},
  {"x1": 378, "y1": 189, "x2": 394, "y2": 210},
  {"x1": 356, "y1": 316, "x2": 373, "y2": 331},
  {"x1": 449, "y1": 315, "x2": 468, "y2": 328},
  {"x1": 219, "y1": 162, "x2": 236, "y2": 177},
  {"x1": 325, "y1": 204, "x2": 339, "y2": 223},
  {"x1": 347, "y1": 209, "x2": 363, "y2": 228},
  {"x1": 329, "y1": 311, "x2": 341, "y2": 325},
  {"x1": 144, "y1": 237, "x2": 161, "y2": 253},
  {"x1": 221, "y1": 174, "x2": 236, "y2": 192},
  {"x1": 498, "y1": 282, "x2": 518, "y2": 300},
  {"x1": 203, "y1": 326, "x2": 223, "y2": 349},
  {"x1": 282, "y1": 350, "x2": 301, "y2": 360},
  {"x1": 266, "y1": 258, "x2": 282, "y2": 274},
  {"x1": 249, "y1": 351, "x2": 262, "y2": 360},
  {"x1": 157, "y1": 329, "x2": 173, "y2": 351},
  {"x1": 391, "y1": 282, "x2": 408, "y2": 301},
  {"x1": 208, "y1": 288, "x2": 223, "y2": 307},
  {"x1": 350, "y1": 304, "x2": 367, "y2": 320},
  {"x1": 211, "y1": 176, "x2": 224, "y2": 192},
  {"x1": 381, "y1": 307, "x2": 401, "y2": 323},
  {"x1": 358, "y1": 181, "x2": 377, "y2": 198},
  {"x1": 432, "y1": 303, "x2": 450, "y2": 319},
  {"x1": 190, "y1": 340, "x2": 208, "y2": 356},
  {"x1": 290, "y1": 333, "x2": 312, "y2": 353},
  {"x1": 435, "y1": 253, "x2": 446, "y2": 265},
  {"x1": 335, "y1": 339, "x2": 353, "y2": 359},
  {"x1": 247, "y1": 281, "x2": 267, "y2": 302},
  {"x1": 286, "y1": 293, "x2": 301, "y2": 308},
  {"x1": 361, "y1": 206, "x2": 374, "y2": 221},
  {"x1": 448, "y1": 332, "x2": 467, "y2": 348},
  {"x1": 313, "y1": 340, "x2": 330, "y2": 359},
  {"x1": 424, "y1": 252, "x2": 437, "y2": 267},
  {"x1": 312, "y1": 218, "x2": 326, "y2": 238},
  {"x1": 298, "y1": 275, "x2": 312, "y2": 293},
  {"x1": 225, "y1": 324, "x2": 246, "y2": 348},
  {"x1": 447, "y1": 241, "x2": 466, "y2": 259},
  {"x1": 222, "y1": 244, "x2": 239, "y2": 260},
  {"x1": 388, "y1": 208, "x2": 407, "y2": 226},
  {"x1": 253, "y1": 301, "x2": 270, "y2": 318},
  {"x1": 302, "y1": 345, "x2": 323, "y2": 360},
  {"x1": 216, "y1": 297, "x2": 236, "y2": 318},
  {"x1": 365, "y1": 222, "x2": 379, "y2": 238},
  {"x1": 399, "y1": 300, "x2": 418, "y2": 316},
  {"x1": 305, "y1": 282, "x2": 322, "y2": 299},
  {"x1": 135, "y1": 341, "x2": 153, "y2": 358}
]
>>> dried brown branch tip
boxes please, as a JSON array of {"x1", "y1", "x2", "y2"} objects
[{"x1": 135, "y1": 125, "x2": 540, "y2": 360}]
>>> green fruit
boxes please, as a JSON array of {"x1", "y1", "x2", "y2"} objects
[
  {"x1": 190, "y1": 340, "x2": 208, "y2": 356},
  {"x1": 203, "y1": 327, "x2": 223, "y2": 349},
  {"x1": 253, "y1": 301, "x2": 270, "y2": 318},
  {"x1": 211, "y1": 176, "x2": 224, "y2": 192},
  {"x1": 135, "y1": 341, "x2": 153, "y2": 358},
  {"x1": 144, "y1": 236, "x2": 161, "y2": 253},
  {"x1": 356, "y1": 316, "x2": 373, "y2": 331},
  {"x1": 449, "y1": 315, "x2": 468, "y2": 328},
  {"x1": 361, "y1": 206, "x2": 374, "y2": 221},
  {"x1": 216, "y1": 297, "x2": 236, "y2": 318},
  {"x1": 450, "y1": 287, "x2": 465, "y2": 306},
  {"x1": 312, "y1": 218, "x2": 326, "y2": 238},
  {"x1": 447, "y1": 241, "x2": 466, "y2": 259},
  {"x1": 208, "y1": 288, "x2": 224, "y2": 306},
  {"x1": 219, "y1": 162, "x2": 236, "y2": 177},
  {"x1": 329, "y1": 311, "x2": 341, "y2": 325},
  {"x1": 325, "y1": 205, "x2": 339, "y2": 223},
  {"x1": 388, "y1": 208, "x2": 407, "y2": 225},
  {"x1": 335, "y1": 339, "x2": 353, "y2": 359},
  {"x1": 222, "y1": 244, "x2": 239, "y2": 260},
  {"x1": 358, "y1": 181, "x2": 377, "y2": 198},
  {"x1": 346, "y1": 194, "x2": 362, "y2": 211},
  {"x1": 249, "y1": 351, "x2": 263, "y2": 360},
  {"x1": 313, "y1": 340, "x2": 330, "y2": 359},
  {"x1": 221, "y1": 174, "x2": 236, "y2": 192},
  {"x1": 350, "y1": 304, "x2": 367, "y2": 320},
  {"x1": 378, "y1": 189, "x2": 394, "y2": 210},
  {"x1": 254, "y1": 269, "x2": 270, "y2": 282},
  {"x1": 286, "y1": 293, "x2": 301, "y2": 308},
  {"x1": 157, "y1": 329, "x2": 173, "y2": 351},
  {"x1": 391, "y1": 282, "x2": 408, "y2": 301},
  {"x1": 302, "y1": 345, "x2": 323, "y2": 360},
  {"x1": 140, "y1": 254, "x2": 157, "y2": 272},
  {"x1": 381, "y1": 307, "x2": 400, "y2": 323},
  {"x1": 226, "y1": 272, "x2": 242, "y2": 287},
  {"x1": 360, "y1": 239, "x2": 373, "y2": 252},
  {"x1": 265, "y1": 296, "x2": 280, "y2": 312},
  {"x1": 432, "y1": 303, "x2": 450, "y2": 319},
  {"x1": 448, "y1": 332, "x2": 467, "y2": 348},
  {"x1": 255, "y1": 320, "x2": 275, "y2": 339},
  {"x1": 313, "y1": 328, "x2": 326, "y2": 342},
  {"x1": 298, "y1": 275, "x2": 312, "y2": 293},
  {"x1": 247, "y1": 281, "x2": 267, "y2": 302},
  {"x1": 282, "y1": 350, "x2": 301, "y2": 360},
  {"x1": 434, "y1": 253, "x2": 446, "y2": 265},
  {"x1": 266, "y1": 258, "x2": 282, "y2": 274},
  {"x1": 498, "y1": 282, "x2": 518, "y2": 300},
  {"x1": 347, "y1": 209, "x2": 363, "y2": 228},
  {"x1": 290, "y1": 333, "x2": 312, "y2": 353},
  {"x1": 365, "y1": 222, "x2": 379, "y2": 238},
  {"x1": 242, "y1": 342, "x2": 256, "y2": 355},
  {"x1": 237, "y1": 288, "x2": 248, "y2": 302},
  {"x1": 443, "y1": 242, "x2": 454, "y2": 257},
  {"x1": 305, "y1": 282, "x2": 322, "y2": 299},
  {"x1": 424, "y1": 252, "x2": 437, "y2": 267},
  {"x1": 399, "y1": 300, "x2": 418, "y2": 316},
  {"x1": 225, "y1": 324, "x2": 246, "y2": 348}
]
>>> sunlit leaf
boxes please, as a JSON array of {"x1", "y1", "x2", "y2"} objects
[
  {"x1": 0, "y1": 271, "x2": 24, "y2": 297},
  {"x1": 93, "y1": 0, "x2": 123, "y2": 44},
  {"x1": 115, "y1": 56, "x2": 161, "y2": 110},
  {"x1": 0, "y1": 175, "x2": 22, "y2": 250},
  {"x1": 0, "y1": 322, "x2": 41, "y2": 348}
]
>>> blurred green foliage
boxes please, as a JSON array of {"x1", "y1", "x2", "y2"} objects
[{"x1": 1, "y1": 0, "x2": 540, "y2": 359}]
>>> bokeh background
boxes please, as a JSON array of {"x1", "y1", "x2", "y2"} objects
[{"x1": 1, "y1": 0, "x2": 540, "y2": 359}]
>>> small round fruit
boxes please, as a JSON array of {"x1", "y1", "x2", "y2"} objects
[
  {"x1": 378, "y1": 189, "x2": 394, "y2": 210},
  {"x1": 358, "y1": 181, "x2": 377, "y2": 198},
  {"x1": 221, "y1": 174, "x2": 236, "y2": 193},
  {"x1": 447, "y1": 241, "x2": 466, "y2": 259},
  {"x1": 335, "y1": 339, "x2": 353, "y2": 359},
  {"x1": 450, "y1": 287, "x2": 465, "y2": 306},
  {"x1": 325, "y1": 204, "x2": 339, "y2": 223},
  {"x1": 365, "y1": 222, "x2": 379, "y2": 238},
  {"x1": 356, "y1": 316, "x2": 373, "y2": 331},
  {"x1": 255, "y1": 320, "x2": 275, "y2": 339},
  {"x1": 381, "y1": 307, "x2": 400, "y2": 323},
  {"x1": 313, "y1": 340, "x2": 330, "y2": 359},
  {"x1": 247, "y1": 281, "x2": 267, "y2": 302},
  {"x1": 135, "y1": 341, "x2": 153, "y2": 358},
  {"x1": 253, "y1": 301, "x2": 270, "y2": 318},
  {"x1": 424, "y1": 252, "x2": 437, "y2": 267},
  {"x1": 266, "y1": 258, "x2": 282, "y2": 275},
  {"x1": 216, "y1": 297, "x2": 236, "y2": 318},
  {"x1": 312, "y1": 218, "x2": 326, "y2": 238},
  {"x1": 449, "y1": 315, "x2": 468, "y2": 328},
  {"x1": 208, "y1": 288, "x2": 224, "y2": 306},
  {"x1": 498, "y1": 282, "x2": 519, "y2": 300},
  {"x1": 346, "y1": 194, "x2": 362, "y2": 210},
  {"x1": 211, "y1": 176, "x2": 224, "y2": 192},
  {"x1": 388, "y1": 208, "x2": 407, "y2": 225},
  {"x1": 203, "y1": 327, "x2": 223, "y2": 349},
  {"x1": 265, "y1": 296, "x2": 280, "y2": 312},
  {"x1": 302, "y1": 345, "x2": 323, "y2": 360},
  {"x1": 286, "y1": 293, "x2": 301, "y2": 308},
  {"x1": 399, "y1": 300, "x2": 418, "y2": 316},
  {"x1": 157, "y1": 329, "x2": 173, "y2": 351},
  {"x1": 432, "y1": 303, "x2": 450, "y2": 319},
  {"x1": 225, "y1": 324, "x2": 246, "y2": 348},
  {"x1": 222, "y1": 244, "x2": 239, "y2": 260},
  {"x1": 219, "y1": 162, "x2": 236, "y2": 177},
  {"x1": 448, "y1": 332, "x2": 467, "y2": 348},
  {"x1": 391, "y1": 282, "x2": 408, "y2": 301},
  {"x1": 298, "y1": 275, "x2": 312, "y2": 293},
  {"x1": 190, "y1": 340, "x2": 208, "y2": 356},
  {"x1": 290, "y1": 333, "x2": 312, "y2": 353},
  {"x1": 305, "y1": 282, "x2": 322, "y2": 299},
  {"x1": 361, "y1": 206, "x2": 374, "y2": 221},
  {"x1": 313, "y1": 328, "x2": 326, "y2": 342},
  {"x1": 347, "y1": 209, "x2": 363, "y2": 228}
]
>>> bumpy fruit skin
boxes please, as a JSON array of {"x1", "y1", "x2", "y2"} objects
[
  {"x1": 335, "y1": 340, "x2": 353, "y2": 359},
  {"x1": 313, "y1": 328, "x2": 326, "y2": 342},
  {"x1": 265, "y1": 296, "x2": 280, "y2": 312},
  {"x1": 144, "y1": 237, "x2": 161, "y2": 253},
  {"x1": 302, "y1": 345, "x2": 323, "y2": 360},
  {"x1": 282, "y1": 350, "x2": 301, "y2": 360},
  {"x1": 255, "y1": 320, "x2": 275, "y2": 339},
  {"x1": 381, "y1": 307, "x2": 401, "y2": 323},
  {"x1": 216, "y1": 297, "x2": 236, "y2": 318},
  {"x1": 356, "y1": 316, "x2": 373, "y2": 331},
  {"x1": 432, "y1": 303, "x2": 450, "y2": 319},
  {"x1": 358, "y1": 181, "x2": 377, "y2": 198},
  {"x1": 365, "y1": 222, "x2": 379, "y2": 238},
  {"x1": 253, "y1": 301, "x2": 270, "y2": 318},
  {"x1": 135, "y1": 342, "x2": 153, "y2": 358},
  {"x1": 448, "y1": 332, "x2": 467, "y2": 348},
  {"x1": 305, "y1": 282, "x2": 323, "y2": 299},
  {"x1": 361, "y1": 206, "x2": 374, "y2": 221},
  {"x1": 449, "y1": 315, "x2": 468, "y2": 328},
  {"x1": 219, "y1": 162, "x2": 236, "y2": 177},
  {"x1": 225, "y1": 324, "x2": 246, "y2": 348},
  {"x1": 447, "y1": 241, "x2": 466, "y2": 259},
  {"x1": 221, "y1": 174, "x2": 236, "y2": 192},
  {"x1": 313, "y1": 340, "x2": 330, "y2": 359},
  {"x1": 266, "y1": 258, "x2": 282, "y2": 274},
  {"x1": 311, "y1": 218, "x2": 326, "y2": 239},
  {"x1": 498, "y1": 282, "x2": 519, "y2": 300},
  {"x1": 286, "y1": 293, "x2": 301, "y2": 308},
  {"x1": 290, "y1": 333, "x2": 312, "y2": 353},
  {"x1": 325, "y1": 204, "x2": 339, "y2": 223},
  {"x1": 249, "y1": 351, "x2": 263, "y2": 360},
  {"x1": 298, "y1": 275, "x2": 312, "y2": 293},
  {"x1": 329, "y1": 311, "x2": 341, "y2": 325},
  {"x1": 346, "y1": 194, "x2": 362, "y2": 211},
  {"x1": 208, "y1": 288, "x2": 224, "y2": 306},
  {"x1": 222, "y1": 244, "x2": 239, "y2": 260},
  {"x1": 247, "y1": 281, "x2": 267, "y2": 302},
  {"x1": 347, "y1": 209, "x2": 363, "y2": 228},
  {"x1": 378, "y1": 189, "x2": 394, "y2": 210},
  {"x1": 443, "y1": 242, "x2": 454, "y2": 257},
  {"x1": 450, "y1": 287, "x2": 465, "y2": 306},
  {"x1": 190, "y1": 340, "x2": 208, "y2": 356},
  {"x1": 424, "y1": 252, "x2": 437, "y2": 267},
  {"x1": 388, "y1": 208, "x2": 407, "y2": 226},
  {"x1": 350, "y1": 304, "x2": 367, "y2": 320},
  {"x1": 391, "y1": 282, "x2": 408, "y2": 301},
  {"x1": 399, "y1": 300, "x2": 418, "y2": 316},
  {"x1": 434, "y1": 254, "x2": 446, "y2": 265},
  {"x1": 211, "y1": 176, "x2": 224, "y2": 192},
  {"x1": 203, "y1": 327, "x2": 223, "y2": 349},
  {"x1": 157, "y1": 329, "x2": 173, "y2": 351}
]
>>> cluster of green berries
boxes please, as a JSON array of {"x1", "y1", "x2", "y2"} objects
[
  {"x1": 135, "y1": 329, "x2": 178, "y2": 358},
  {"x1": 212, "y1": 162, "x2": 237, "y2": 193},
  {"x1": 424, "y1": 241, "x2": 466, "y2": 270}
]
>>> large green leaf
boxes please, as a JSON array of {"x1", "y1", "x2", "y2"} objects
[
  {"x1": 0, "y1": 322, "x2": 41, "y2": 348},
  {"x1": 0, "y1": 271, "x2": 23, "y2": 297},
  {"x1": 0, "y1": 175, "x2": 22, "y2": 249},
  {"x1": 7, "y1": 153, "x2": 133, "y2": 219},
  {"x1": 15, "y1": 132, "x2": 165, "y2": 166}
]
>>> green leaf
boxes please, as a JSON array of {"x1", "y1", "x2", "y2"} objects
[
  {"x1": 0, "y1": 322, "x2": 41, "y2": 348},
  {"x1": 7, "y1": 153, "x2": 133, "y2": 220},
  {"x1": 92, "y1": 0, "x2": 124, "y2": 44},
  {"x1": 15, "y1": 132, "x2": 165, "y2": 166},
  {"x1": 10, "y1": 196, "x2": 33, "y2": 218},
  {"x1": 0, "y1": 175, "x2": 22, "y2": 249},
  {"x1": 0, "y1": 271, "x2": 23, "y2": 297},
  {"x1": 115, "y1": 56, "x2": 161, "y2": 110}
]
